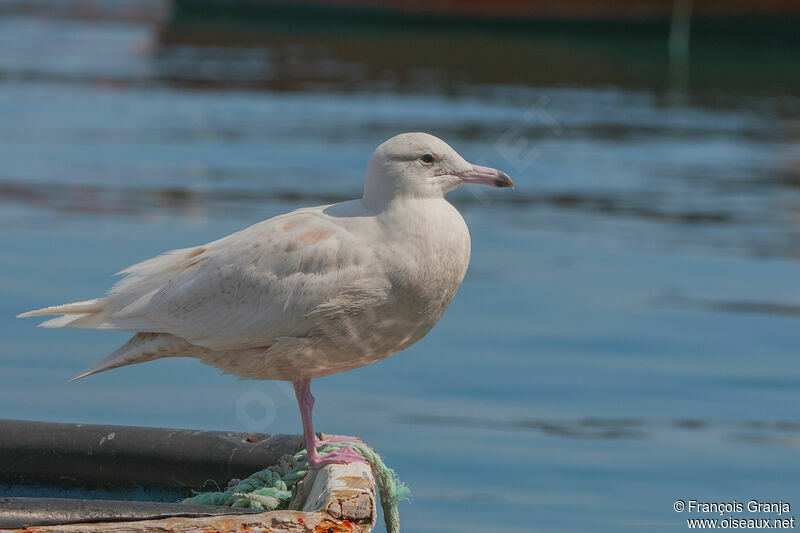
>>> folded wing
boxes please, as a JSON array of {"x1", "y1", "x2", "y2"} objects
[{"x1": 19, "y1": 208, "x2": 384, "y2": 351}]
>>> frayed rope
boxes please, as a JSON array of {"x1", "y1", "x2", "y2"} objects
[{"x1": 182, "y1": 441, "x2": 410, "y2": 533}]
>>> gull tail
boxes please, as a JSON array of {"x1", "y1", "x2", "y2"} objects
[
  {"x1": 17, "y1": 299, "x2": 104, "y2": 320},
  {"x1": 16, "y1": 296, "x2": 153, "y2": 331},
  {"x1": 68, "y1": 332, "x2": 194, "y2": 382}
]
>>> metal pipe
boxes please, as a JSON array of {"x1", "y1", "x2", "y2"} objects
[{"x1": 0, "y1": 419, "x2": 303, "y2": 488}]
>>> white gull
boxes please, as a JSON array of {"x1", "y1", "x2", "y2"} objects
[{"x1": 18, "y1": 132, "x2": 513, "y2": 467}]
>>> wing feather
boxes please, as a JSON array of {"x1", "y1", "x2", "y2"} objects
[{"x1": 39, "y1": 208, "x2": 385, "y2": 351}]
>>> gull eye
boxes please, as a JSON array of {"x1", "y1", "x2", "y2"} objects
[{"x1": 421, "y1": 153, "x2": 435, "y2": 164}]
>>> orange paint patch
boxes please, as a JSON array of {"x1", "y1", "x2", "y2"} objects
[
  {"x1": 315, "y1": 519, "x2": 356, "y2": 533},
  {"x1": 283, "y1": 221, "x2": 298, "y2": 230}
]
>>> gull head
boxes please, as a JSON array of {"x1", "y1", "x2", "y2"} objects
[{"x1": 363, "y1": 132, "x2": 513, "y2": 208}]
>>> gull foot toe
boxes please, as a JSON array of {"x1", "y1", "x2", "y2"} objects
[{"x1": 309, "y1": 445, "x2": 369, "y2": 469}]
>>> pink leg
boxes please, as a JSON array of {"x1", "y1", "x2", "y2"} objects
[{"x1": 293, "y1": 379, "x2": 368, "y2": 469}]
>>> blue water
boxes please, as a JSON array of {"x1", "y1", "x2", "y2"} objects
[{"x1": 2, "y1": 2, "x2": 800, "y2": 531}]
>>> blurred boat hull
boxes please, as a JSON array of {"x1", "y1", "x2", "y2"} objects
[{"x1": 173, "y1": 0, "x2": 800, "y2": 22}]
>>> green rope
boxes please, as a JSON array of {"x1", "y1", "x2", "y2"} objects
[{"x1": 182, "y1": 441, "x2": 410, "y2": 533}]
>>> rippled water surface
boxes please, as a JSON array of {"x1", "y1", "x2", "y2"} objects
[{"x1": 1, "y1": 1, "x2": 800, "y2": 531}]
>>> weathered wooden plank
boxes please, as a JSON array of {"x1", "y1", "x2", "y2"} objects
[
  {"x1": 6, "y1": 512, "x2": 355, "y2": 533},
  {"x1": 299, "y1": 462, "x2": 375, "y2": 524}
]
